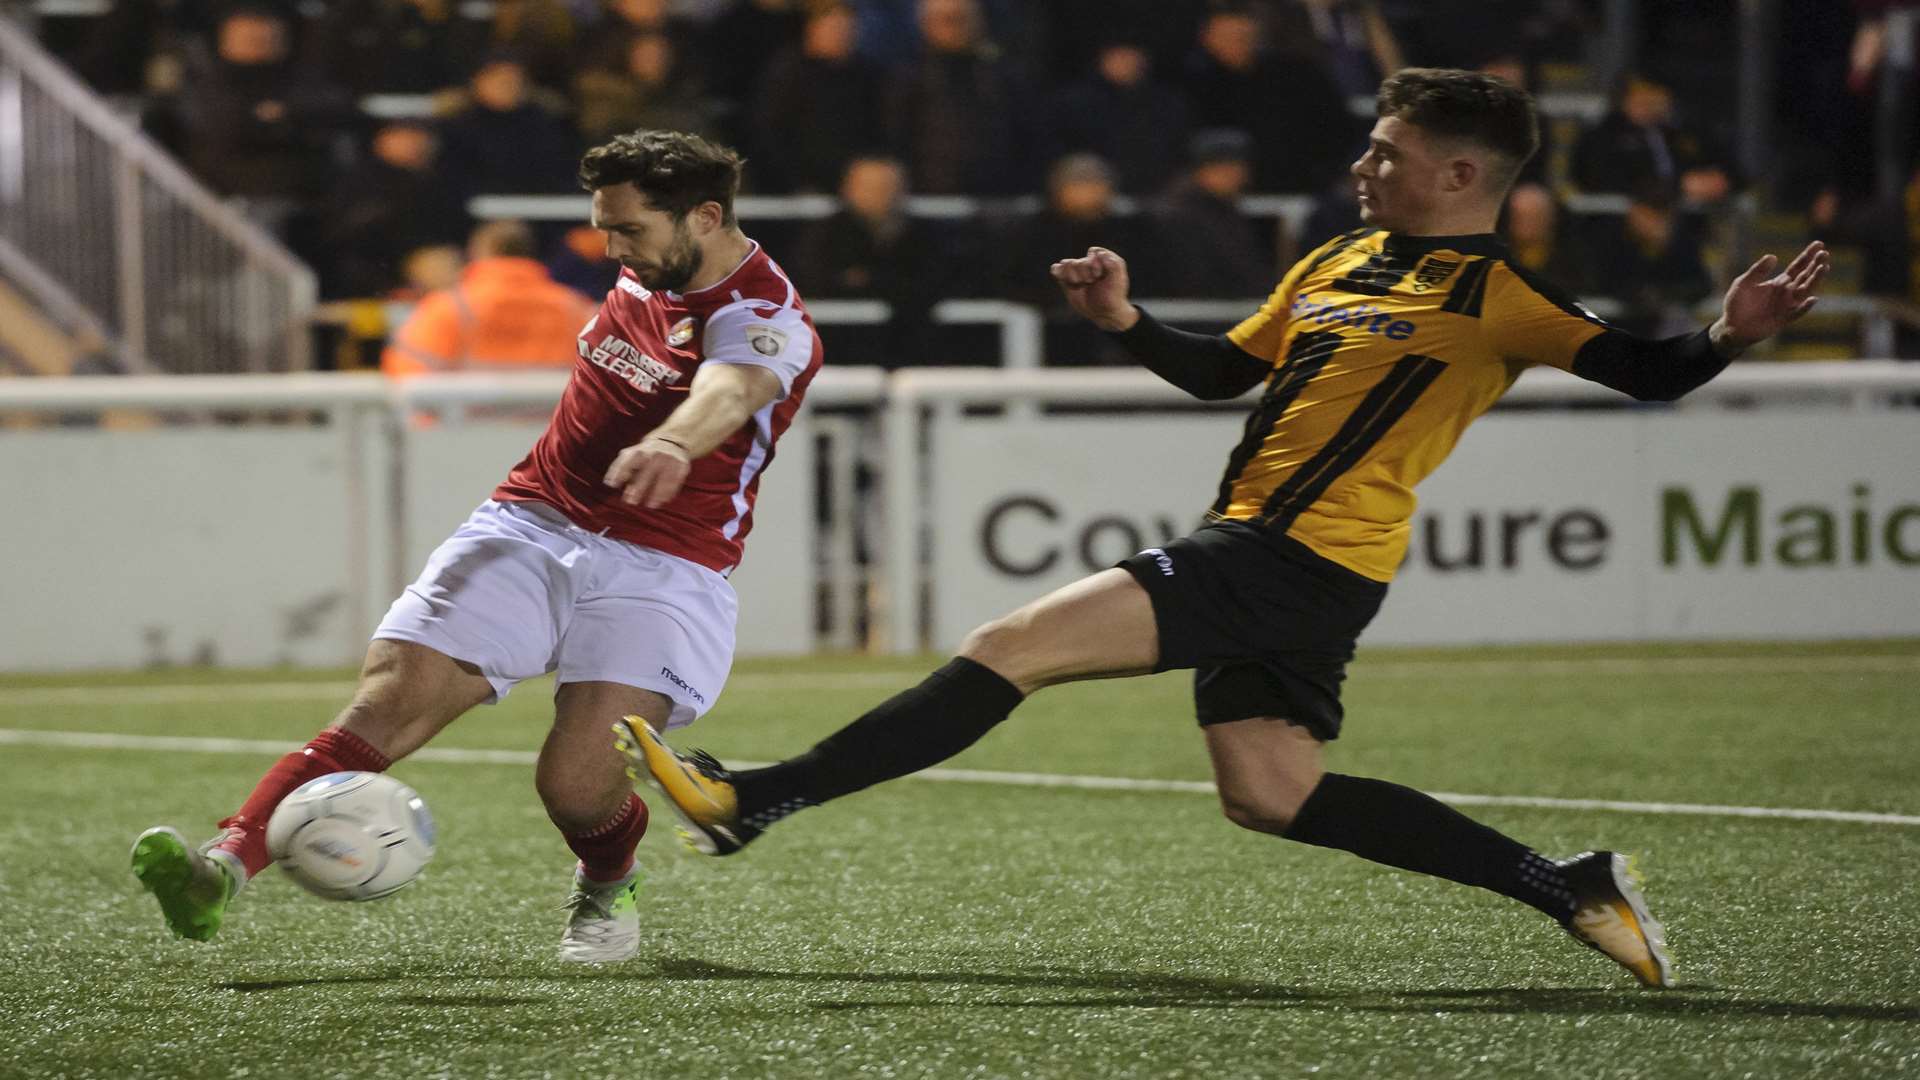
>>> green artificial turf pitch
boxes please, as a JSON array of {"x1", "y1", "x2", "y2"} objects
[{"x1": 1, "y1": 642, "x2": 1917, "y2": 1079}]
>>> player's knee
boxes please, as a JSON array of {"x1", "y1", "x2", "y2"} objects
[
  {"x1": 534, "y1": 766, "x2": 623, "y2": 834},
  {"x1": 1219, "y1": 793, "x2": 1296, "y2": 835},
  {"x1": 957, "y1": 613, "x2": 1028, "y2": 669},
  {"x1": 1217, "y1": 778, "x2": 1314, "y2": 835}
]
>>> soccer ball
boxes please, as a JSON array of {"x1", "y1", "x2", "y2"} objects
[{"x1": 266, "y1": 772, "x2": 436, "y2": 901}]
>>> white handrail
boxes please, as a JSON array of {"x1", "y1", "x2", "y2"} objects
[
  {"x1": 5, "y1": 362, "x2": 1909, "y2": 413},
  {"x1": 0, "y1": 372, "x2": 389, "y2": 410},
  {"x1": 393, "y1": 366, "x2": 890, "y2": 410},
  {"x1": 880, "y1": 360, "x2": 1920, "y2": 407},
  {"x1": 468, "y1": 192, "x2": 1318, "y2": 225},
  {"x1": 0, "y1": 367, "x2": 893, "y2": 411}
]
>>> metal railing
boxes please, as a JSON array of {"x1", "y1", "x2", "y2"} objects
[{"x1": 0, "y1": 15, "x2": 315, "y2": 372}]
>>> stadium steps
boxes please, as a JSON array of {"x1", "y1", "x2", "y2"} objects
[{"x1": 0, "y1": 276, "x2": 90, "y2": 377}]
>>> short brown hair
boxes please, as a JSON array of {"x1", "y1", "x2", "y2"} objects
[
  {"x1": 1376, "y1": 68, "x2": 1539, "y2": 191},
  {"x1": 578, "y1": 130, "x2": 746, "y2": 224}
]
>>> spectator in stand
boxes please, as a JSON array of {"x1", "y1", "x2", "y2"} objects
[
  {"x1": 1571, "y1": 72, "x2": 1737, "y2": 204},
  {"x1": 319, "y1": 120, "x2": 472, "y2": 299},
  {"x1": 1382, "y1": 0, "x2": 1538, "y2": 71},
  {"x1": 381, "y1": 219, "x2": 596, "y2": 378},
  {"x1": 793, "y1": 156, "x2": 945, "y2": 368},
  {"x1": 884, "y1": 0, "x2": 1033, "y2": 195},
  {"x1": 752, "y1": 3, "x2": 884, "y2": 193},
  {"x1": 310, "y1": 0, "x2": 472, "y2": 95},
  {"x1": 587, "y1": 0, "x2": 689, "y2": 72},
  {"x1": 467, "y1": 0, "x2": 579, "y2": 93},
  {"x1": 1046, "y1": 39, "x2": 1190, "y2": 196},
  {"x1": 1500, "y1": 182, "x2": 1586, "y2": 290},
  {"x1": 174, "y1": 7, "x2": 351, "y2": 206},
  {"x1": 1033, "y1": 1, "x2": 1206, "y2": 89},
  {"x1": 1811, "y1": 172, "x2": 1920, "y2": 356},
  {"x1": 1147, "y1": 129, "x2": 1272, "y2": 299},
  {"x1": 437, "y1": 53, "x2": 580, "y2": 200},
  {"x1": 1477, "y1": 54, "x2": 1552, "y2": 187},
  {"x1": 999, "y1": 154, "x2": 1150, "y2": 364},
  {"x1": 1583, "y1": 185, "x2": 1714, "y2": 338},
  {"x1": 546, "y1": 224, "x2": 622, "y2": 298},
  {"x1": 1184, "y1": 3, "x2": 1356, "y2": 194},
  {"x1": 856, "y1": 0, "x2": 1035, "y2": 68},
  {"x1": 574, "y1": 32, "x2": 723, "y2": 145},
  {"x1": 1299, "y1": 174, "x2": 1361, "y2": 251},
  {"x1": 1271, "y1": 0, "x2": 1403, "y2": 100},
  {"x1": 698, "y1": 0, "x2": 810, "y2": 119},
  {"x1": 396, "y1": 244, "x2": 464, "y2": 300},
  {"x1": 76, "y1": 0, "x2": 225, "y2": 96}
]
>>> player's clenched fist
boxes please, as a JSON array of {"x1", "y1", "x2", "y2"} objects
[
  {"x1": 604, "y1": 435, "x2": 692, "y2": 507},
  {"x1": 1051, "y1": 246, "x2": 1140, "y2": 332}
]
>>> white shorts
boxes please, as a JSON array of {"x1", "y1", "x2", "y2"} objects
[{"x1": 374, "y1": 500, "x2": 738, "y2": 728}]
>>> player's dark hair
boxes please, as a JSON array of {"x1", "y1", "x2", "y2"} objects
[
  {"x1": 578, "y1": 130, "x2": 745, "y2": 225},
  {"x1": 1376, "y1": 68, "x2": 1539, "y2": 192}
]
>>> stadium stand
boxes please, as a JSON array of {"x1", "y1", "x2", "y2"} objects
[{"x1": 4, "y1": 0, "x2": 1916, "y2": 368}]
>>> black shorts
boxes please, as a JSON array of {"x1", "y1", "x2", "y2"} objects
[{"x1": 1116, "y1": 520, "x2": 1387, "y2": 741}]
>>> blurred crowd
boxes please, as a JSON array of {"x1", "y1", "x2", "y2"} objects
[{"x1": 30, "y1": 0, "x2": 1920, "y2": 366}]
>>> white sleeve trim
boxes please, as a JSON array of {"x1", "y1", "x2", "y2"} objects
[{"x1": 701, "y1": 300, "x2": 814, "y2": 399}]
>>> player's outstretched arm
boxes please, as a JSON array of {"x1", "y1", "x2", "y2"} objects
[
  {"x1": 1553, "y1": 241, "x2": 1831, "y2": 403},
  {"x1": 603, "y1": 363, "x2": 783, "y2": 508},
  {"x1": 1052, "y1": 247, "x2": 1270, "y2": 400}
]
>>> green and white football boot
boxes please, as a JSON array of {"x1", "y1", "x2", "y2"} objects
[
  {"x1": 130, "y1": 827, "x2": 243, "y2": 942},
  {"x1": 557, "y1": 867, "x2": 642, "y2": 963}
]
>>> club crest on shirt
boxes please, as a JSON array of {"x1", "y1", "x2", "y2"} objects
[
  {"x1": 1412, "y1": 256, "x2": 1461, "y2": 292},
  {"x1": 746, "y1": 324, "x2": 788, "y2": 357},
  {"x1": 667, "y1": 316, "x2": 697, "y2": 347}
]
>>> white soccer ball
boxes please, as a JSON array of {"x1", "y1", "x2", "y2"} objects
[{"x1": 266, "y1": 771, "x2": 436, "y2": 901}]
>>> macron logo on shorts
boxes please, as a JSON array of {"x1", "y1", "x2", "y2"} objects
[
  {"x1": 1141, "y1": 548, "x2": 1175, "y2": 576},
  {"x1": 660, "y1": 665, "x2": 707, "y2": 705}
]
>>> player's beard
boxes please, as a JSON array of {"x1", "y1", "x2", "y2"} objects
[{"x1": 624, "y1": 219, "x2": 701, "y2": 293}]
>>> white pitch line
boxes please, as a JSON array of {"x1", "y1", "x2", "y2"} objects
[
  {"x1": 3, "y1": 727, "x2": 1916, "y2": 828},
  {"x1": 0, "y1": 653, "x2": 1914, "y2": 710}
]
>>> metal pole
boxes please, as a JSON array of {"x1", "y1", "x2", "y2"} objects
[
  {"x1": 0, "y1": 61, "x2": 23, "y2": 206},
  {"x1": 111, "y1": 155, "x2": 146, "y2": 371},
  {"x1": 1594, "y1": 0, "x2": 1638, "y2": 92},
  {"x1": 1732, "y1": 0, "x2": 1779, "y2": 276},
  {"x1": 1735, "y1": 0, "x2": 1777, "y2": 189},
  {"x1": 880, "y1": 380, "x2": 921, "y2": 654}
]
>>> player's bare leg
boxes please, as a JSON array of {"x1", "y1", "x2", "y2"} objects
[
  {"x1": 620, "y1": 569, "x2": 1158, "y2": 853},
  {"x1": 951, "y1": 568, "x2": 1160, "y2": 693},
  {"x1": 1205, "y1": 716, "x2": 1671, "y2": 987},
  {"x1": 547, "y1": 682, "x2": 664, "y2": 962},
  {"x1": 131, "y1": 639, "x2": 493, "y2": 941}
]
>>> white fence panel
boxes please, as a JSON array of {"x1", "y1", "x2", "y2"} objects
[
  {"x1": 0, "y1": 427, "x2": 379, "y2": 667},
  {"x1": 894, "y1": 363, "x2": 1920, "y2": 651}
]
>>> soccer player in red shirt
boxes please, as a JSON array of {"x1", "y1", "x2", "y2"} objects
[{"x1": 131, "y1": 131, "x2": 823, "y2": 962}]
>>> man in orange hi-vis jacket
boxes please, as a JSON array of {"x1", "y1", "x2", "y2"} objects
[{"x1": 382, "y1": 220, "x2": 596, "y2": 378}]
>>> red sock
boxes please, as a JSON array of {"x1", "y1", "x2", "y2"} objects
[
  {"x1": 565, "y1": 793, "x2": 650, "y2": 883},
  {"x1": 215, "y1": 728, "x2": 392, "y2": 878}
]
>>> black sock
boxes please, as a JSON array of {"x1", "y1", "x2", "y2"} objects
[
  {"x1": 1283, "y1": 773, "x2": 1575, "y2": 922},
  {"x1": 732, "y1": 657, "x2": 1024, "y2": 826}
]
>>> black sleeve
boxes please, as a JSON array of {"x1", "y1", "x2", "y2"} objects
[
  {"x1": 1105, "y1": 307, "x2": 1271, "y2": 401},
  {"x1": 1570, "y1": 327, "x2": 1733, "y2": 403}
]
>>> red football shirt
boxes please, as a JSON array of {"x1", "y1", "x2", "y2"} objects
[{"x1": 492, "y1": 240, "x2": 822, "y2": 574}]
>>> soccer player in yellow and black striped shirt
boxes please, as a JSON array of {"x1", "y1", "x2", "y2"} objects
[{"x1": 618, "y1": 69, "x2": 1830, "y2": 988}]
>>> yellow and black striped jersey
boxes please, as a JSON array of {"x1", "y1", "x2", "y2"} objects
[{"x1": 1216, "y1": 227, "x2": 1615, "y2": 581}]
